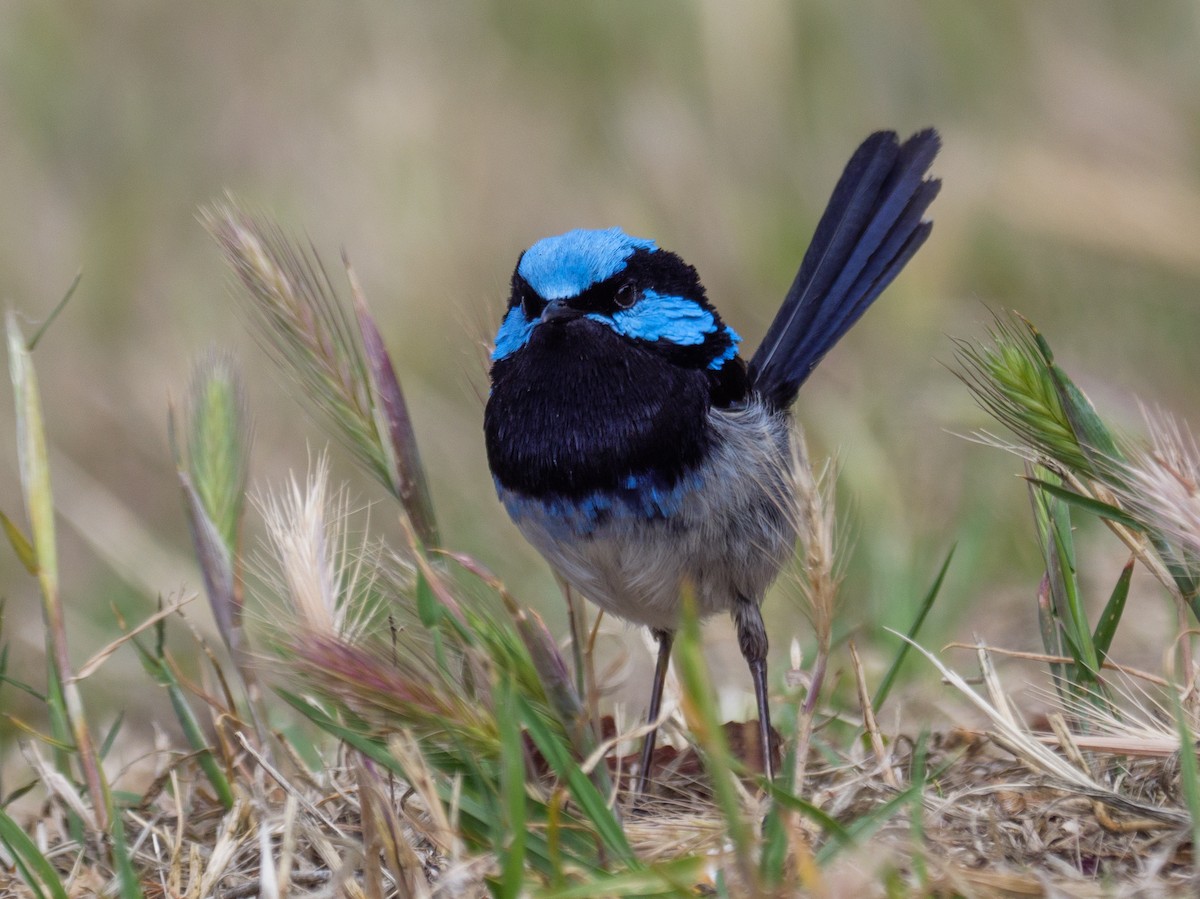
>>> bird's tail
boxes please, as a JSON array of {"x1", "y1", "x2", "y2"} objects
[{"x1": 748, "y1": 129, "x2": 941, "y2": 411}]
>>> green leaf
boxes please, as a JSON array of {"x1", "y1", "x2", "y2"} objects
[
  {"x1": 873, "y1": 544, "x2": 955, "y2": 713},
  {"x1": 757, "y1": 739, "x2": 795, "y2": 885},
  {"x1": 0, "y1": 806, "x2": 70, "y2": 899},
  {"x1": 1025, "y1": 479, "x2": 1141, "y2": 530},
  {"x1": 908, "y1": 731, "x2": 930, "y2": 888},
  {"x1": 1036, "y1": 573, "x2": 1066, "y2": 685},
  {"x1": 534, "y1": 855, "x2": 704, "y2": 898},
  {"x1": 413, "y1": 568, "x2": 453, "y2": 675},
  {"x1": 496, "y1": 676, "x2": 528, "y2": 897},
  {"x1": 99, "y1": 711, "x2": 126, "y2": 759},
  {"x1": 277, "y1": 690, "x2": 602, "y2": 876},
  {"x1": 1031, "y1": 470, "x2": 1101, "y2": 687},
  {"x1": 415, "y1": 568, "x2": 442, "y2": 629},
  {"x1": 27, "y1": 272, "x2": 80, "y2": 352},
  {"x1": 1050, "y1": 498, "x2": 1097, "y2": 678},
  {"x1": 1092, "y1": 557, "x2": 1134, "y2": 665},
  {"x1": 8, "y1": 311, "x2": 110, "y2": 835},
  {"x1": 0, "y1": 510, "x2": 37, "y2": 575},
  {"x1": 517, "y1": 692, "x2": 636, "y2": 867},
  {"x1": 672, "y1": 592, "x2": 755, "y2": 885},
  {"x1": 1171, "y1": 689, "x2": 1200, "y2": 857},
  {"x1": 111, "y1": 807, "x2": 146, "y2": 899},
  {"x1": 761, "y1": 777, "x2": 853, "y2": 847},
  {"x1": 815, "y1": 773, "x2": 932, "y2": 864},
  {"x1": 130, "y1": 637, "x2": 234, "y2": 810}
]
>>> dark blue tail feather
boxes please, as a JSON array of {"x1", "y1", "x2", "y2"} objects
[{"x1": 748, "y1": 129, "x2": 941, "y2": 410}]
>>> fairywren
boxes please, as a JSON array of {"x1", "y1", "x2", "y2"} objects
[{"x1": 484, "y1": 129, "x2": 940, "y2": 793}]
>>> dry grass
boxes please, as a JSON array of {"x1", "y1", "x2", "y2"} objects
[{"x1": 5, "y1": 641, "x2": 1200, "y2": 897}]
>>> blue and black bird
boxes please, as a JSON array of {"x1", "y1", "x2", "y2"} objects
[{"x1": 484, "y1": 129, "x2": 941, "y2": 793}]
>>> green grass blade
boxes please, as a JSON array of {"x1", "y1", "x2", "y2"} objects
[
  {"x1": 0, "y1": 806, "x2": 69, "y2": 899},
  {"x1": 672, "y1": 593, "x2": 754, "y2": 885},
  {"x1": 1092, "y1": 557, "x2": 1134, "y2": 664},
  {"x1": 503, "y1": 600, "x2": 614, "y2": 802},
  {"x1": 7, "y1": 312, "x2": 110, "y2": 833},
  {"x1": 762, "y1": 777, "x2": 853, "y2": 846},
  {"x1": 1171, "y1": 689, "x2": 1200, "y2": 856},
  {"x1": 1019, "y1": 317, "x2": 1200, "y2": 614},
  {"x1": 1025, "y1": 478, "x2": 1141, "y2": 531},
  {"x1": 1036, "y1": 573, "x2": 1067, "y2": 687},
  {"x1": 130, "y1": 637, "x2": 235, "y2": 810},
  {"x1": 1049, "y1": 492, "x2": 1098, "y2": 678},
  {"x1": 1153, "y1": 536, "x2": 1200, "y2": 621},
  {"x1": 534, "y1": 855, "x2": 704, "y2": 898},
  {"x1": 413, "y1": 568, "x2": 453, "y2": 676},
  {"x1": 758, "y1": 735, "x2": 803, "y2": 885},
  {"x1": 0, "y1": 669, "x2": 43, "y2": 700},
  {"x1": 814, "y1": 776, "x2": 923, "y2": 864},
  {"x1": 110, "y1": 809, "x2": 146, "y2": 899},
  {"x1": 516, "y1": 692, "x2": 636, "y2": 867},
  {"x1": 908, "y1": 731, "x2": 930, "y2": 889},
  {"x1": 414, "y1": 567, "x2": 442, "y2": 630},
  {"x1": 26, "y1": 272, "x2": 80, "y2": 352},
  {"x1": 277, "y1": 690, "x2": 603, "y2": 875},
  {"x1": 496, "y1": 676, "x2": 528, "y2": 897},
  {"x1": 1031, "y1": 470, "x2": 1102, "y2": 689},
  {"x1": 0, "y1": 510, "x2": 37, "y2": 574},
  {"x1": 873, "y1": 544, "x2": 956, "y2": 713},
  {"x1": 99, "y1": 711, "x2": 126, "y2": 759}
]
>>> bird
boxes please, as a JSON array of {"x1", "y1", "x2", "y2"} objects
[{"x1": 483, "y1": 129, "x2": 941, "y2": 794}]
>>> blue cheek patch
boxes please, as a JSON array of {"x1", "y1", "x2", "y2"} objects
[
  {"x1": 492, "y1": 306, "x2": 535, "y2": 361},
  {"x1": 587, "y1": 293, "x2": 741, "y2": 369},
  {"x1": 590, "y1": 291, "x2": 715, "y2": 345},
  {"x1": 518, "y1": 227, "x2": 657, "y2": 300}
]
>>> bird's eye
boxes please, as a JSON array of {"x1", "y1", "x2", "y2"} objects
[
  {"x1": 519, "y1": 290, "x2": 544, "y2": 320},
  {"x1": 614, "y1": 282, "x2": 638, "y2": 309}
]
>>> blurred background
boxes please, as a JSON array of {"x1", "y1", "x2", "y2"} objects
[{"x1": 2, "y1": 2, "x2": 1200, "y2": 748}]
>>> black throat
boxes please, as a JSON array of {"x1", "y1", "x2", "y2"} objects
[{"x1": 485, "y1": 318, "x2": 715, "y2": 500}]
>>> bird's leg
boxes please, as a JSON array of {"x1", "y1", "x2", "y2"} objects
[
  {"x1": 734, "y1": 598, "x2": 774, "y2": 780},
  {"x1": 635, "y1": 628, "x2": 674, "y2": 797}
]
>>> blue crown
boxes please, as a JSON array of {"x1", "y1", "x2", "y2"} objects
[{"x1": 517, "y1": 227, "x2": 657, "y2": 299}]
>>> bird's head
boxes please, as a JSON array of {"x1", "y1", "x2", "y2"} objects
[{"x1": 491, "y1": 227, "x2": 742, "y2": 374}]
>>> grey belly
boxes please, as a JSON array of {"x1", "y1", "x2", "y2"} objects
[{"x1": 509, "y1": 404, "x2": 799, "y2": 632}]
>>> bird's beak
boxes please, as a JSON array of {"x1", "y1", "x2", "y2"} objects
[{"x1": 540, "y1": 300, "x2": 581, "y2": 323}]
